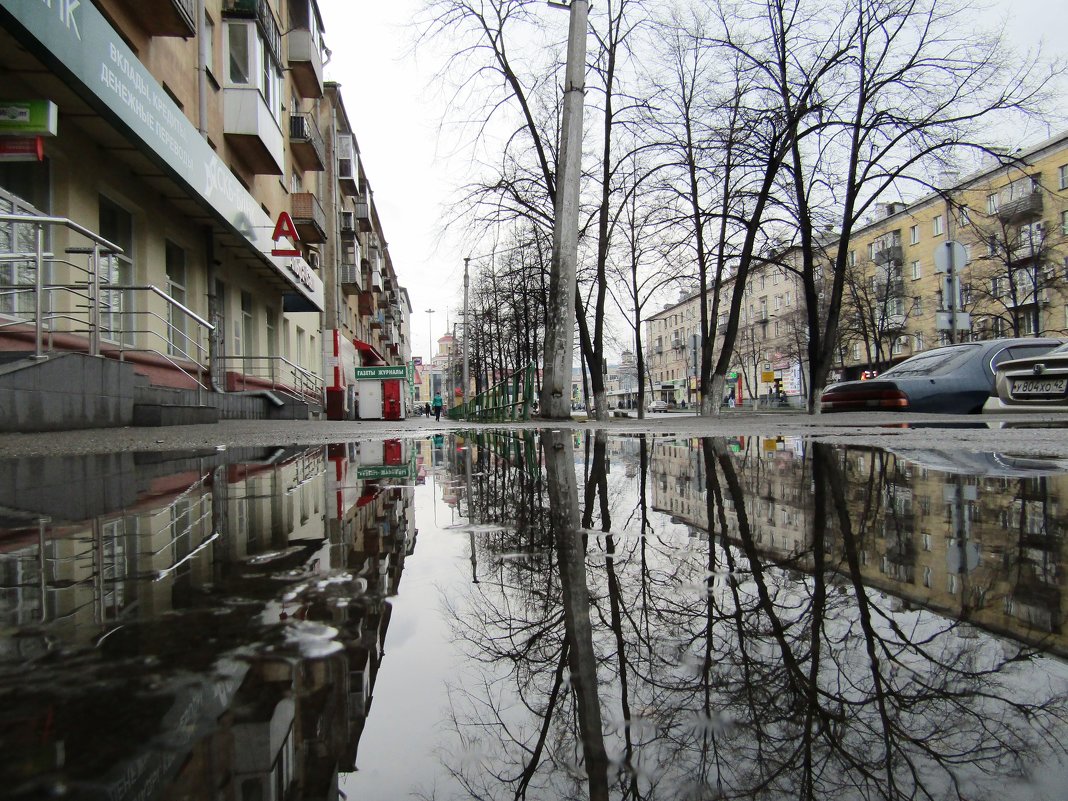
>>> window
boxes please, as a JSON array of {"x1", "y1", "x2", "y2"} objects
[
  {"x1": 933, "y1": 215, "x2": 944, "y2": 236},
  {"x1": 959, "y1": 207, "x2": 970, "y2": 227},
  {"x1": 98, "y1": 196, "x2": 134, "y2": 344},
  {"x1": 265, "y1": 307, "x2": 277, "y2": 357},
  {"x1": 205, "y1": 15, "x2": 216, "y2": 79},
  {"x1": 911, "y1": 260, "x2": 921, "y2": 280},
  {"x1": 909, "y1": 225, "x2": 919, "y2": 244},
  {"x1": 785, "y1": 290, "x2": 791, "y2": 306},
  {"x1": 291, "y1": 170, "x2": 303, "y2": 193},
  {"x1": 914, "y1": 296, "x2": 923, "y2": 315},
  {"x1": 914, "y1": 332, "x2": 925, "y2": 351},
  {"x1": 852, "y1": 342, "x2": 861, "y2": 360},
  {"x1": 986, "y1": 193, "x2": 999, "y2": 214},
  {"x1": 228, "y1": 23, "x2": 251, "y2": 84},
  {"x1": 848, "y1": 250, "x2": 856, "y2": 266},
  {"x1": 1062, "y1": 209, "x2": 1068, "y2": 236},
  {"x1": 241, "y1": 291, "x2": 254, "y2": 357},
  {"x1": 1060, "y1": 164, "x2": 1068, "y2": 190},
  {"x1": 165, "y1": 241, "x2": 187, "y2": 356},
  {"x1": 774, "y1": 295, "x2": 782, "y2": 311}
]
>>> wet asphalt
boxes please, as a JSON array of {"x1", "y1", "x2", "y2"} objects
[{"x1": 2, "y1": 409, "x2": 1068, "y2": 457}]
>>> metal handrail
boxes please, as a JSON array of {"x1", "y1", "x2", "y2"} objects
[
  {"x1": 454, "y1": 362, "x2": 535, "y2": 422},
  {"x1": 220, "y1": 354, "x2": 324, "y2": 404}
]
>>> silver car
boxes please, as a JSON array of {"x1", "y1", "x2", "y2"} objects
[{"x1": 984, "y1": 341, "x2": 1068, "y2": 413}]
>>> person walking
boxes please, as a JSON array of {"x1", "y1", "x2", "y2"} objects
[
  {"x1": 424, "y1": 401, "x2": 431, "y2": 418},
  {"x1": 432, "y1": 392, "x2": 443, "y2": 422}
]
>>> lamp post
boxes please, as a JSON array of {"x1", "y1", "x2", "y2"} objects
[{"x1": 426, "y1": 307, "x2": 435, "y2": 399}]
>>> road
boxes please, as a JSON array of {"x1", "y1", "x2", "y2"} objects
[{"x1": 2, "y1": 411, "x2": 1068, "y2": 457}]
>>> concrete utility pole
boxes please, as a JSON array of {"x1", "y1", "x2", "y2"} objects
[{"x1": 540, "y1": 0, "x2": 589, "y2": 419}]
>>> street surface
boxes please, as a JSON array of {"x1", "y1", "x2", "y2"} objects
[{"x1": 2, "y1": 410, "x2": 1068, "y2": 456}]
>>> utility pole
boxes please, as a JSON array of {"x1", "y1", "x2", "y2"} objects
[
  {"x1": 540, "y1": 0, "x2": 589, "y2": 419},
  {"x1": 463, "y1": 257, "x2": 470, "y2": 416},
  {"x1": 426, "y1": 307, "x2": 435, "y2": 400}
]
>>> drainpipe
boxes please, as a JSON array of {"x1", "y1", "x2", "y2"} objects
[
  {"x1": 206, "y1": 230, "x2": 224, "y2": 393},
  {"x1": 196, "y1": 0, "x2": 208, "y2": 138}
]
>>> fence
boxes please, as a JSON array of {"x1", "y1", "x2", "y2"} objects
[{"x1": 450, "y1": 362, "x2": 536, "y2": 422}]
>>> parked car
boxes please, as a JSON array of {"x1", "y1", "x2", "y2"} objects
[
  {"x1": 647, "y1": 400, "x2": 669, "y2": 411},
  {"x1": 819, "y1": 338, "x2": 1062, "y2": 414},
  {"x1": 983, "y1": 341, "x2": 1068, "y2": 413}
]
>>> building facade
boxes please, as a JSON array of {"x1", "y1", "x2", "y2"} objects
[{"x1": 0, "y1": 0, "x2": 410, "y2": 428}]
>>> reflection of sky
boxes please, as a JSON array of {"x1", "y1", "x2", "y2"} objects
[
  {"x1": 340, "y1": 480, "x2": 472, "y2": 799},
  {"x1": 338, "y1": 435, "x2": 1068, "y2": 800}
]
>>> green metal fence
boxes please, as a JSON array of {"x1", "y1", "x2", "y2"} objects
[{"x1": 448, "y1": 362, "x2": 536, "y2": 422}]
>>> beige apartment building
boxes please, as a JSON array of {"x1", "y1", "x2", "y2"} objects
[
  {"x1": 644, "y1": 131, "x2": 1068, "y2": 404},
  {"x1": 838, "y1": 131, "x2": 1068, "y2": 376},
  {"x1": 0, "y1": 0, "x2": 409, "y2": 429}
]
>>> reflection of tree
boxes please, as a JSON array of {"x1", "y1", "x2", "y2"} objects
[{"x1": 434, "y1": 432, "x2": 1068, "y2": 801}]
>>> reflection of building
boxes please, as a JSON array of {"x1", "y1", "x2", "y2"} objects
[
  {"x1": 0, "y1": 443, "x2": 415, "y2": 798},
  {"x1": 648, "y1": 438, "x2": 1068, "y2": 656}
]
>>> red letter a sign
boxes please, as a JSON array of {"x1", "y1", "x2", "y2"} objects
[{"x1": 271, "y1": 211, "x2": 301, "y2": 257}]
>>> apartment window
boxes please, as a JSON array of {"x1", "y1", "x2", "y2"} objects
[
  {"x1": 784, "y1": 291, "x2": 791, "y2": 306},
  {"x1": 205, "y1": 15, "x2": 217, "y2": 80},
  {"x1": 868, "y1": 242, "x2": 877, "y2": 261},
  {"x1": 991, "y1": 277, "x2": 1002, "y2": 298},
  {"x1": 165, "y1": 241, "x2": 187, "y2": 356},
  {"x1": 959, "y1": 207, "x2": 970, "y2": 227},
  {"x1": 98, "y1": 196, "x2": 134, "y2": 344},
  {"x1": 228, "y1": 23, "x2": 251, "y2": 84},
  {"x1": 852, "y1": 342, "x2": 861, "y2": 360},
  {"x1": 241, "y1": 290, "x2": 254, "y2": 357},
  {"x1": 774, "y1": 295, "x2": 782, "y2": 311},
  {"x1": 1062, "y1": 209, "x2": 1068, "y2": 236},
  {"x1": 291, "y1": 170, "x2": 303, "y2": 193},
  {"x1": 848, "y1": 250, "x2": 856, "y2": 266},
  {"x1": 914, "y1": 332, "x2": 925, "y2": 351},
  {"x1": 1059, "y1": 164, "x2": 1068, "y2": 190},
  {"x1": 774, "y1": 321, "x2": 781, "y2": 336},
  {"x1": 909, "y1": 225, "x2": 919, "y2": 245},
  {"x1": 914, "y1": 296, "x2": 923, "y2": 315},
  {"x1": 933, "y1": 215, "x2": 944, "y2": 236},
  {"x1": 265, "y1": 307, "x2": 277, "y2": 357},
  {"x1": 911, "y1": 259, "x2": 921, "y2": 280}
]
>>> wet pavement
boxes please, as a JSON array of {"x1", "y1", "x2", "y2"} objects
[{"x1": 1, "y1": 430, "x2": 1067, "y2": 799}]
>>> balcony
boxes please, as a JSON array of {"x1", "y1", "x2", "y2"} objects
[
  {"x1": 114, "y1": 0, "x2": 196, "y2": 37},
  {"x1": 340, "y1": 264, "x2": 362, "y2": 293},
  {"x1": 998, "y1": 189, "x2": 1043, "y2": 224},
  {"x1": 222, "y1": 0, "x2": 281, "y2": 66},
  {"x1": 355, "y1": 196, "x2": 374, "y2": 233},
  {"x1": 337, "y1": 134, "x2": 359, "y2": 196},
  {"x1": 223, "y1": 88, "x2": 284, "y2": 175},
  {"x1": 370, "y1": 310, "x2": 386, "y2": 330},
  {"x1": 290, "y1": 192, "x2": 326, "y2": 243},
  {"x1": 358, "y1": 289, "x2": 375, "y2": 316},
  {"x1": 289, "y1": 113, "x2": 325, "y2": 171},
  {"x1": 287, "y1": 1, "x2": 325, "y2": 98},
  {"x1": 873, "y1": 244, "x2": 903, "y2": 266}
]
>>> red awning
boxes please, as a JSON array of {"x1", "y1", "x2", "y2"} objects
[{"x1": 353, "y1": 338, "x2": 387, "y2": 365}]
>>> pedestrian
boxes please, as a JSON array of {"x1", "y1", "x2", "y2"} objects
[
  {"x1": 432, "y1": 392, "x2": 443, "y2": 421},
  {"x1": 424, "y1": 401, "x2": 431, "y2": 418}
]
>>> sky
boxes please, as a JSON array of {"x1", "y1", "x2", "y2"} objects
[{"x1": 318, "y1": 0, "x2": 1068, "y2": 364}]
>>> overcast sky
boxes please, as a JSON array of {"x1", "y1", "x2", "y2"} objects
[{"x1": 319, "y1": 0, "x2": 1068, "y2": 363}]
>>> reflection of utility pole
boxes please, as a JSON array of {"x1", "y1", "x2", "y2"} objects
[
  {"x1": 540, "y1": 0, "x2": 589, "y2": 419},
  {"x1": 465, "y1": 443, "x2": 477, "y2": 583}
]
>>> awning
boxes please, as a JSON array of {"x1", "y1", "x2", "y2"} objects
[{"x1": 354, "y1": 338, "x2": 387, "y2": 365}]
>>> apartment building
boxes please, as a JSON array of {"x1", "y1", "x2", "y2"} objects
[
  {"x1": 0, "y1": 0, "x2": 410, "y2": 429},
  {"x1": 841, "y1": 131, "x2": 1068, "y2": 376}
]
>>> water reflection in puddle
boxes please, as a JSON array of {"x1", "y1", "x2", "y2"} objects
[{"x1": 0, "y1": 432, "x2": 1066, "y2": 800}]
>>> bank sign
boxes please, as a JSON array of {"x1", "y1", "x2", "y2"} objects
[{"x1": 0, "y1": 0, "x2": 324, "y2": 312}]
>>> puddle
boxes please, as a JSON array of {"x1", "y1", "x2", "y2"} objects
[{"x1": 0, "y1": 432, "x2": 1066, "y2": 799}]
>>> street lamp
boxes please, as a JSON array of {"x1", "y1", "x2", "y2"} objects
[{"x1": 426, "y1": 307, "x2": 435, "y2": 398}]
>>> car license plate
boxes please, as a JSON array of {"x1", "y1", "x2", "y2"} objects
[{"x1": 1012, "y1": 377, "x2": 1067, "y2": 396}]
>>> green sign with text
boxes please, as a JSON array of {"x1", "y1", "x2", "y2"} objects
[
  {"x1": 355, "y1": 366, "x2": 406, "y2": 380},
  {"x1": 0, "y1": 100, "x2": 57, "y2": 135},
  {"x1": 356, "y1": 465, "x2": 412, "y2": 479}
]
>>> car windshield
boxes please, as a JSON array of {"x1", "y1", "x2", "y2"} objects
[{"x1": 882, "y1": 345, "x2": 978, "y2": 377}]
